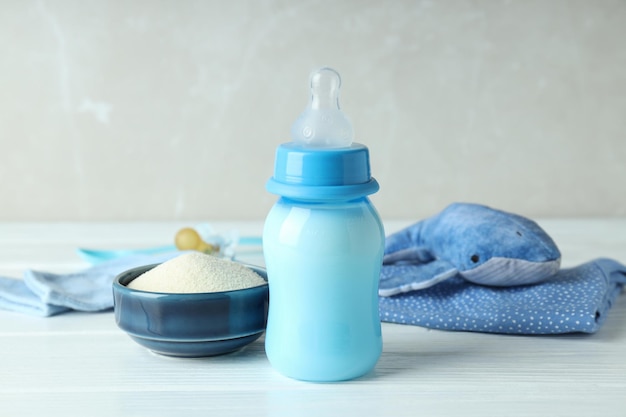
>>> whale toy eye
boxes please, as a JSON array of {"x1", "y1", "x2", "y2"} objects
[{"x1": 471, "y1": 254, "x2": 480, "y2": 263}]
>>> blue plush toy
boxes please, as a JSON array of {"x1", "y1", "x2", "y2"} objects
[{"x1": 379, "y1": 203, "x2": 562, "y2": 296}]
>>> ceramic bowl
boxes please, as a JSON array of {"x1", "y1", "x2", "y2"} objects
[{"x1": 113, "y1": 262, "x2": 269, "y2": 357}]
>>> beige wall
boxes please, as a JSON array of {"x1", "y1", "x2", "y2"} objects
[{"x1": 1, "y1": 0, "x2": 624, "y2": 221}]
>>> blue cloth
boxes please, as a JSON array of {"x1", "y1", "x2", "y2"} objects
[
  {"x1": 0, "y1": 252, "x2": 183, "y2": 317},
  {"x1": 379, "y1": 258, "x2": 626, "y2": 334}
]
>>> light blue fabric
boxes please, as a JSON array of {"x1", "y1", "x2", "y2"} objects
[
  {"x1": 0, "y1": 251, "x2": 183, "y2": 317},
  {"x1": 379, "y1": 203, "x2": 562, "y2": 296},
  {"x1": 379, "y1": 258, "x2": 626, "y2": 334}
]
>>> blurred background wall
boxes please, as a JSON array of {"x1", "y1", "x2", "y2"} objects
[{"x1": 1, "y1": 0, "x2": 624, "y2": 221}]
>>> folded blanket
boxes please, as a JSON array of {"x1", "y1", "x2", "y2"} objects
[
  {"x1": 379, "y1": 258, "x2": 626, "y2": 334},
  {"x1": 0, "y1": 252, "x2": 183, "y2": 317}
]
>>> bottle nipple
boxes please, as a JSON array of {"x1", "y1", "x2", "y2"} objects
[{"x1": 291, "y1": 67, "x2": 354, "y2": 148}]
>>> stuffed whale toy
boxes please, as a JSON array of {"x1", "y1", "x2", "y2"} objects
[{"x1": 379, "y1": 203, "x2": 562, "y2": 296}]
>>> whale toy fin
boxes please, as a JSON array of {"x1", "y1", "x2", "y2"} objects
[
  {"x1": 382, "y1": 246, "x2": 435, "y2": 265},
  {"x1": 379, "y1": 259, "x2": 458, "y2": 297}
]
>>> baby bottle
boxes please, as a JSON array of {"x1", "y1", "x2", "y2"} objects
[{"x1": 263, "y1": 67, "x2": 384, "y2": 382}]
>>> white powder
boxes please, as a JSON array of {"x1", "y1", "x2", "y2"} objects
[{"x1": 127, "y1": 252, "x2": 266, "y2": 293}]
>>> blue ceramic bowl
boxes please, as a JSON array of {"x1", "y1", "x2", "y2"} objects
[{"x1": 113, "y1": 262, "x2": 269, "y2": 357}]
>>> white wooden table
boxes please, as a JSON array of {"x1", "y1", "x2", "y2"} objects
[{"x1": 1, "y1": 220, "x2": 625, "y2": 416}]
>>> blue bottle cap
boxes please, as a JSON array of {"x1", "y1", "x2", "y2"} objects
[{"x1": 266, "y1": 142, "x2": 379, "y2": 201}]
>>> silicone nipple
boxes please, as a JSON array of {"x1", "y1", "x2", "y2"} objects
[{"x1": 291, "y1": 67, "x2": 354, "y2": 148}]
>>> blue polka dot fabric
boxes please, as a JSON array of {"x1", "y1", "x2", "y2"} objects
[{"x1": 379, "y1": 258, "x2": 626, "y2": 334}]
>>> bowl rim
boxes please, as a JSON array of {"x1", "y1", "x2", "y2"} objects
[{"x1": 112, "y1": 261, "x2": 268, "y2": 298}]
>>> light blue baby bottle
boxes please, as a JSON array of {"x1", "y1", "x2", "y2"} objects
[{"x1": 263, "y1": 67, "x2": 384, "y2": 382}]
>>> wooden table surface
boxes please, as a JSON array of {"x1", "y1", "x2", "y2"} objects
[{"x1": 0, "y1": 220, "x2": 625, "y2": 416}]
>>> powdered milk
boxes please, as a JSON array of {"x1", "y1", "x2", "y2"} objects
[{"x1": 127, "y1": 252, "x2": 265, "y2": 293}]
